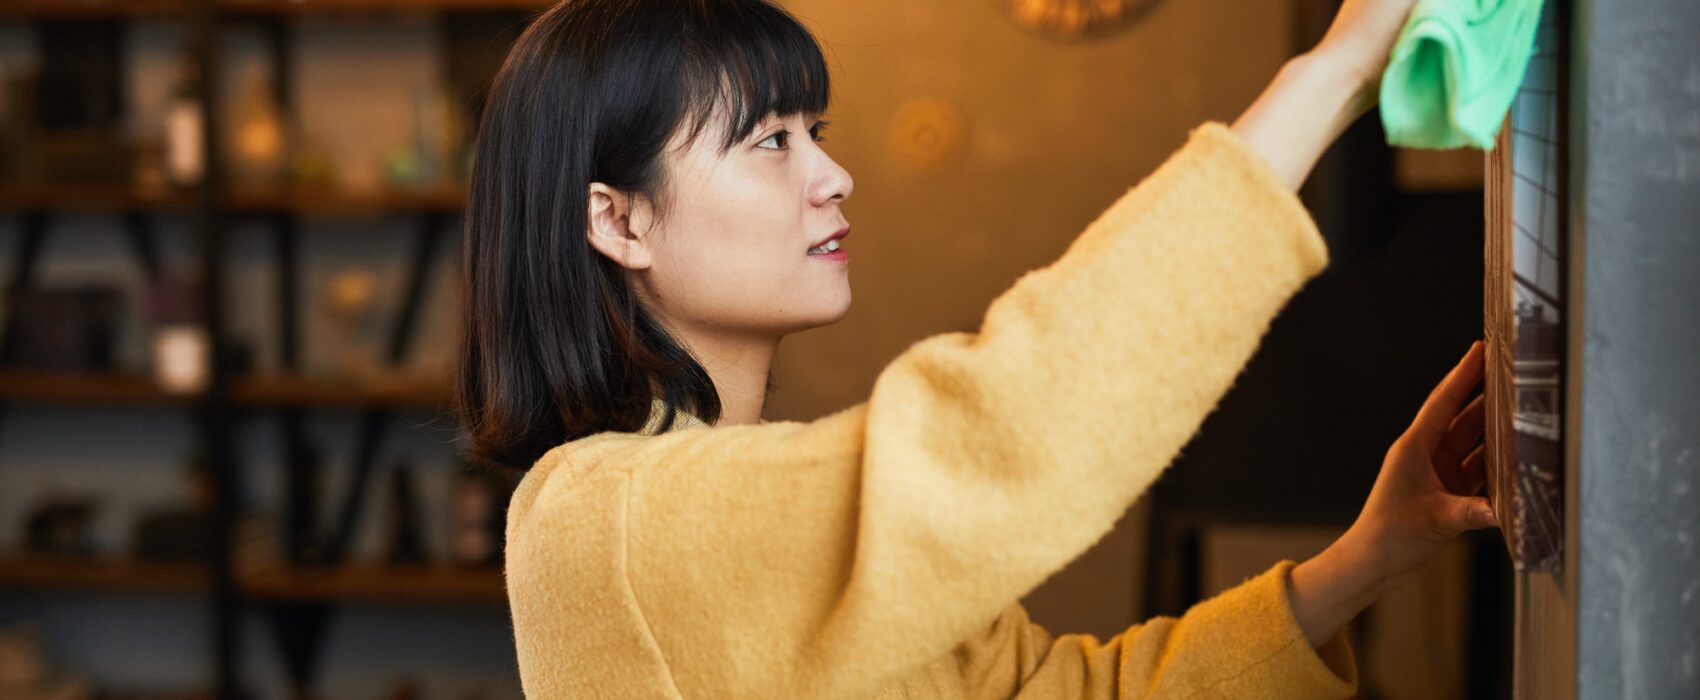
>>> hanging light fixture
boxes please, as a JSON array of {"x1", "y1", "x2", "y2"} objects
[{"x1": 993, "y1": 0, "x2": 1165, "y2": 41}]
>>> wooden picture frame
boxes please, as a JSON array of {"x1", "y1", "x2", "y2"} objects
[{"x1": 1484, "y1": 0, "x2": 1568, "y2": 573}]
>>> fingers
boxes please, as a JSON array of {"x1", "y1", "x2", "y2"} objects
[
  {"x1": 1443, "y1": 494, "x2": 1499, "y2": 534},
  {"x1": 1459, "y1": 443, "x2": 1487, "y2": 495},
  {"x1": 1434, "y1": 393, "x2": 1486, "y2": 463},
  {"x1": 1411, "y1": 341, "x2": 1486, "y2": 445},
  {"x1": 1435, "y1": 438, "x2": 1487, "y2": 495}
]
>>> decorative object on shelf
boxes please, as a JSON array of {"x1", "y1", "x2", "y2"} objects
[
  {"x1": 227, "y1": 63, "x2": 289, "y2": 188},
  {"x1": 21, "y1": 130, "x2": 134, "y2": 185},
  {"x1": 19, "y1": 19, "x2": 133, "y2": 185},
  {"x1": 291, "y1": 133, "x2": 339, "y2": 190},
  {"x1": 991, "y1": 0, "x2": 1164, "y2": 41},
  {"x1": 21, "y1": 495, "x2": 100, "y2": 558},
  {"x1": 382, "y1": 146, "x2": 424, "y2": 189},
  {"x1": 322, "y1": 266, "x2": 382, "y2": 378},
  {"x1": 131, "y1": 451, "x2": 213, "y2": 563},
  {"x1": 384, "y1": 460, "x2": 428, "y2": 566},
  {"x1": 381, "y1": 84, "x2": 456, "y2": 189},
  {"x1": 36, "y1": 19, "x2": 121, "y2": 130},
  {"x1": 0, "y1": 625, "x2": 93, "y2": 700},
  {"x1": 1, "y1": 287, "x2": 122, "y2": 371},
  {"x1": 887, "y1": 97, "x2": 969, "y2": 176},
  {"x1": 131, "y1": 505, "x2": 211, "y2": 564},
  {"x1": 448, "y1": 465, "x2": 512, "y2": 568},
  {"x1": 165, "y1": 52, "x2": 204, "y2": 187},
  {"x1": 145, "y1": 274, "x2": 207, "y2": 395}
]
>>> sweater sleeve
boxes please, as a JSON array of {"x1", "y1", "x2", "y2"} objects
[
  {"x1": 556, "y1": 120, "x2": 1335, "y2": 698},
  {"x1": 914, "y1": 560, "x2": 1357, "y2": 699}
]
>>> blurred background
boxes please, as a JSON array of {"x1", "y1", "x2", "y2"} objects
[{"x1": 0, "y1": 1, "x2": 1507, "y2": 699}]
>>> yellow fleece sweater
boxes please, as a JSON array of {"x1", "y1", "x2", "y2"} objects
[{"x1": 503, "y1": 121, "x2": 1359, "y2": 699}]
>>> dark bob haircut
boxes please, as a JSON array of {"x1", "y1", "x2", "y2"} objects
[{"x1": 457, "y1": 0, "x2": 831, "y2": 472}]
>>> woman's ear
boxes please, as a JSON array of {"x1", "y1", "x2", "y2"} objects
[{"x1": 586, "y1": 182, "x2": 653, "y2": 270}]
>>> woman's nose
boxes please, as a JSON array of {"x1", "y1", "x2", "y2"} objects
[{"x1": 813, "y1": 157, "x2": 853, "y2": 206}]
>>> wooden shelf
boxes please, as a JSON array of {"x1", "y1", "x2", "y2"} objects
[
  {"x1": 0, "y1": 370, "x2": 189, "y2": 405},
  {"x1": 230, "y1": 373, "x2": 452, "y2": 409},
  {"x1": 0, "y1": 182, "x2": 468, "y2": 215},
  {"x1": 100, "y1": 692, "x2": 211, "y2": 700},
  {"x1": 0, "y1": 370, "x2": 450, "y2": 409},
  {"x1": 239, "y1": 563, "x2": 504, "y2": 604},
  {"x1": 0, "y1": 0, "x2": 552, "y2": 20},
  {"x1": 0, "y1": 1, "x2": 188, "y2": 19},
  {"x1": 219, "y1": 0, "x2": 553, "y2": 15},
  {"x1": 0, "y1": 555, "x2": 503, "y2": 605},
  {"x1": 0, "y1": 183, "x2": 196, "y2": 212},
  {"x1": 0, "y1": 554, "x2": 207, "y2": 594},
  {"x1": 225, "y1": 183, "x2": 467, "y2": 215}
]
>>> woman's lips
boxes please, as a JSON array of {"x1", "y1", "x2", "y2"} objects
[
  {"x1": 807, "y1": 246, "x2": 849, "y2": 262},
  {"x1": 808, "y1": 226, "x2": 851, "y2": 250}
]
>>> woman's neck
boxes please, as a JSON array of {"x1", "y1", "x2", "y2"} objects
[{"x1": 671, "y1": 325, "x2": 777, "y2": 427}]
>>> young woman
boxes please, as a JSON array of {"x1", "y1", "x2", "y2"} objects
[{"x1": 457, "y1": 0, "x2": 1496, "y2": 697}]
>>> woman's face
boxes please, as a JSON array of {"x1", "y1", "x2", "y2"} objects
[{"x1": 591, "y1": 109, "x2": 854, "y2": 341}]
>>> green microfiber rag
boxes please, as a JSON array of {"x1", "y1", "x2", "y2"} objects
[{"x1": 1378, "y1": 0, "x2": 1548, "y2": 150}]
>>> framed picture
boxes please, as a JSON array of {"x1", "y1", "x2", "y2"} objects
[{"x1": 1484, "y1": 0, "x2": 1568, "y2": 573}]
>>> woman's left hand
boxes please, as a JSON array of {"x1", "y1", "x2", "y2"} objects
[
  {"x1": 1232, "y1": 0, "x2": 1422, "y2": 191},
  {"x1": 1288, "y1": 341, "x2": 1499, "y2": 647},
  {"x1": 1313, "y1": 0, "x2": 1423, "y2": 90}
]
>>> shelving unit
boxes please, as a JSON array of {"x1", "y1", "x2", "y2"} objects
[
  {"x1": 0, "y1": 183, "x2": 467, "y2": 215},
  {"x1": 0, "y1": 0, "x2": 551, "y2": 20},
  {"x1": 0, "y1": 370, "x2": 452, "y2": 407},
  {"x1": 0, "y1": 556, "x2": 505, "y2": 604},
  {"x1": 0, "y1": 554, "x2": 208, "y2": 594},
  {"x1": 238, "y1": 564, "x2": 503, "y2": 604},
  {"x1": 0, "y1": 2, "x2": 545, "y2": 698},
  {"x1": 0, "y1": 370, "x2": 189, "y2": 404}
]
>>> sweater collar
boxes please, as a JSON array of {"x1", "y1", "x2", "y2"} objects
[
  {"x1": 638, "y1": 397, "x2": 773, "y2": 434},
  {"x1": 639, "y1": 397, "x2": 710, "y2": 435}
]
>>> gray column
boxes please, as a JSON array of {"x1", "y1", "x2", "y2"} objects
[{"x1": 1573, "y1": 0, "x2": 1700, "y2": 697}]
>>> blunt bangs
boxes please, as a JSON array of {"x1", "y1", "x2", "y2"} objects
[{"x1": 675, "y1": 0, "x2": 833, "y2": 152}]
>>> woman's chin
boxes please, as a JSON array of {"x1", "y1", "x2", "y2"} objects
[{"x1": 799, "y1": 293, "x2": 852, "y2": 331}]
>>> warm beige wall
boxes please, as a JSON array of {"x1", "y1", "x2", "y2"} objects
[
  {"x1": 766, "y1": 0, "x2": 1297, "y2": 422},
  {"x1": 766, "y1": 0, "x2": 1299, "y2": 640}
]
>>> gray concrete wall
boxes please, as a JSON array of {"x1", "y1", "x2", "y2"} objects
[{"x1": 1573, "y1": 0, "x2": 1700, "y2": 697}]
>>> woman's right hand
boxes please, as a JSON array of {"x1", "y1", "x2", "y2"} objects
[{"x1": 1230, "y1": 0, "x2": 1421, "y2": 191}]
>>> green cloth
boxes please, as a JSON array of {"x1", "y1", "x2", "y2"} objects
[{"x1": 1378, "y1": 0, "x2": 1548, "y2": 150}]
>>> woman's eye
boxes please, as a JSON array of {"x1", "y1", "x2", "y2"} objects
[
  {"x1": 757, "y1": 130, "x2": 789, "y2": 150},
  {"x1": 757, "y1": 122, "x2": 827, "y2": 150}
]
